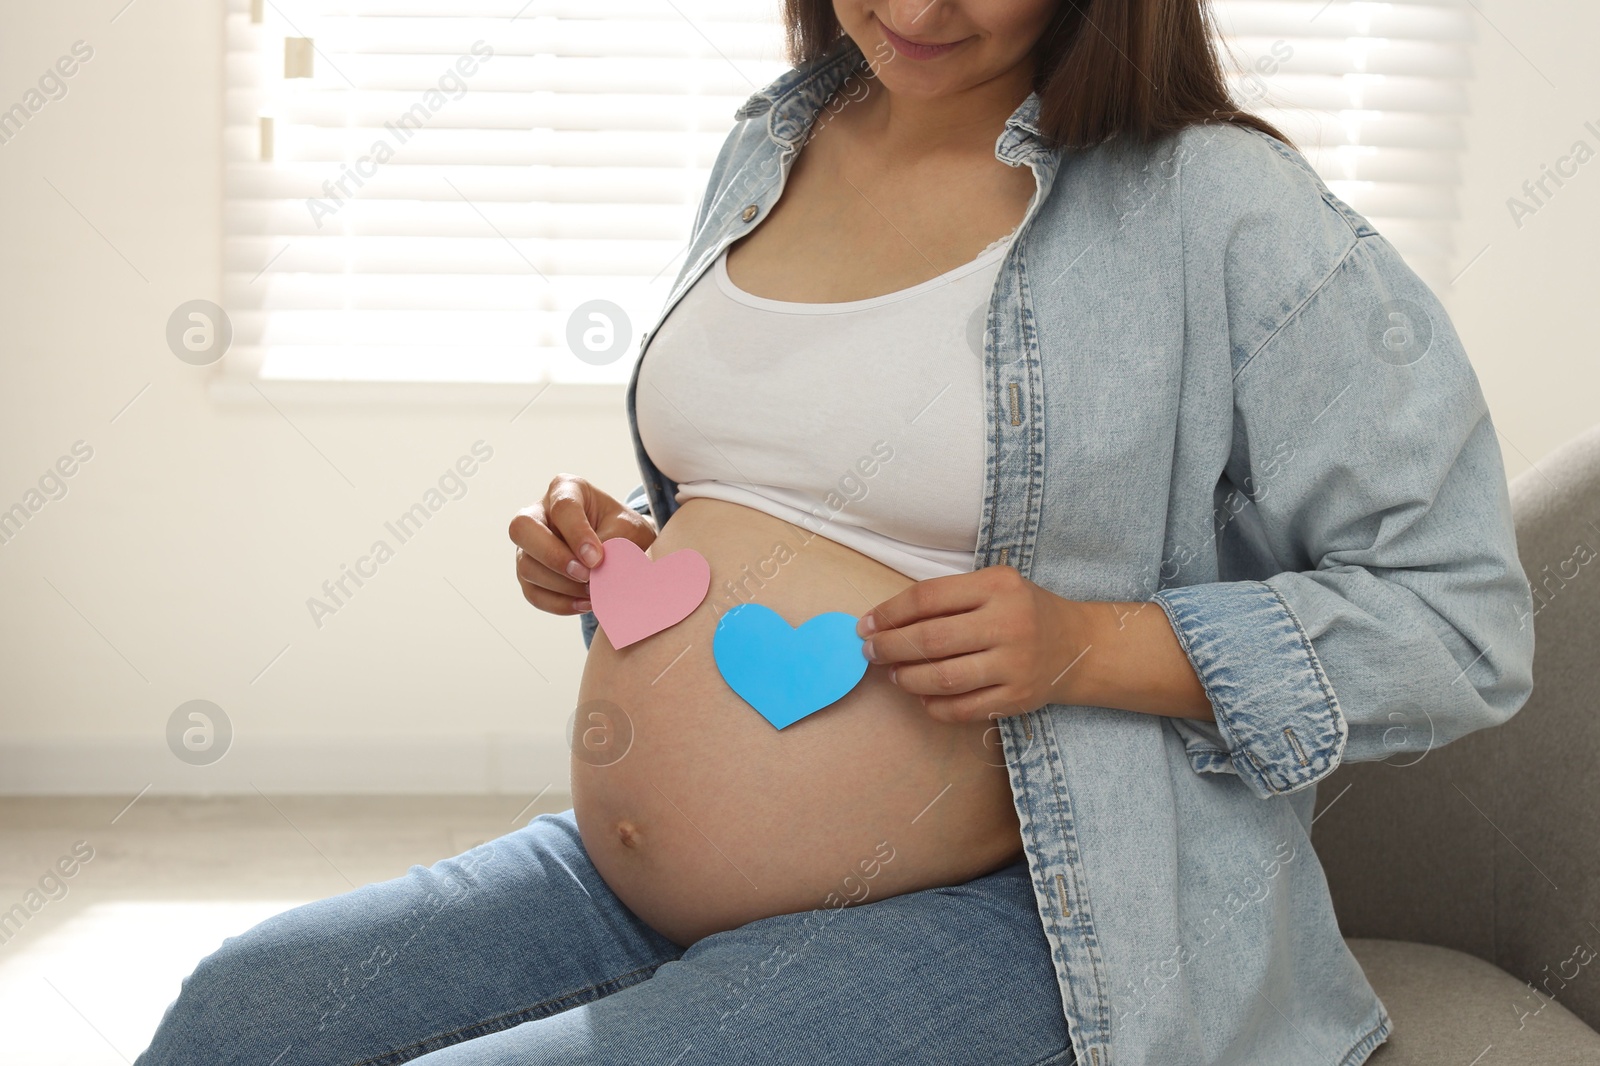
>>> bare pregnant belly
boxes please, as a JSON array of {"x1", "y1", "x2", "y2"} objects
[{"x1": 570, "y1": 497, "x2": 1025, "y2": 947}]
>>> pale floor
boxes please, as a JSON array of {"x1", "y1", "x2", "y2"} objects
[{"x1": 0, "y1": 793, "x2": 573, "y2": 1066}]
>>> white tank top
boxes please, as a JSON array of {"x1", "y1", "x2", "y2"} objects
[{"x1": 634, "y1": 231, "x2": 1013, "y2": 581}]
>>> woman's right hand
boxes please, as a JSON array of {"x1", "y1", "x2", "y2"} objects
[{"x1": 509, "y1": 473, "x2": 658, "y2": 615}]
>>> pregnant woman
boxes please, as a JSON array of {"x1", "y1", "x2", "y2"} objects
[{"x1": 138, "y1": 1, "x2": 1536, "y2": 1064}]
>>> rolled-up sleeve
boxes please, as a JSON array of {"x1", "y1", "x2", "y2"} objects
[{"x1": 1153, "y1": 232, "x2": 1537, "y2": 800}]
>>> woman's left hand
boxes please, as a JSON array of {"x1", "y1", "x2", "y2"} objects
[{"x1": 856, "y1": 565, "x2": 1090, "y2": 724}]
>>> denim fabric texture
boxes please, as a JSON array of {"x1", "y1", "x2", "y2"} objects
[
  {"x1": 135, "y1": 811, "x2": 1075, "y2": 1066},
  {"x1": 578, "y1": 31, "x2": 1537, "y2": 1066}
]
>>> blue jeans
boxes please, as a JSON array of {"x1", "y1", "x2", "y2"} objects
[{"x1": 134, "y1": 809, "x2": 1074, "y2": 1065}]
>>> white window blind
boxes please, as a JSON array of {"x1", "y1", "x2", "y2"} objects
[
  {"x1": 223, "y1": 0, "x2": 1470, "y2": 385},
  {"x1": 1213, "y1": 0, "x2": 1472, "y2": 289},
  {"x1": 223, "y1": 0, "x2": 792, "y2": 384}
]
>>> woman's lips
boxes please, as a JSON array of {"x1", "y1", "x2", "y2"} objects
[{"x1": 878, "y1": 18, "x2": 969, "y2": 61}]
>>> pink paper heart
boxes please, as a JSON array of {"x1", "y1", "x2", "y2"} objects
[{"x1": 588, "y1": 536, "x2": 710, "y2": 649}]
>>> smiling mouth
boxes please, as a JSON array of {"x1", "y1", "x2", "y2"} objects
[{"x1": 877, "y1": 17, "x2": 970, "y2": 59}]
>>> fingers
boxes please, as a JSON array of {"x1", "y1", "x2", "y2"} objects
[
  {"x1": 890, "y1": 651, "x2": 1039, "y2": 724},
  {"x1": 543, "y1": 474, "x2": 606, "y2": 575},
  {"x1": 508, "y1": 473, "x2": 603, "y2": 582},
  {"x1": 861, "y1": 613, "x2": 987, "y2": 667},
  {"x1": 515, "y1": 544, "x2": 587, "y2": 600},
  {"x1": 860, "y1": 567, "x2": 1050, "y2": 724},
  {"x1": 518, "y1": 564, "x2": 591, "y2": 615},
  {"x1": 920, "y1": 685, "x2": 1022, "y2": 724},
  {"x1": 509, "y1": 474, "x2": 660, "y2": 616},
  {"x1": 887, "y1": 650, "x2": 1001, "y2": 698},
  {"x1": 856, "y1": 570, "x2": 994, "y2": 640},
  {"x1": 508, "y1": 504, "x2": 590, "y2": 595},
  {"x1": 508, "y1": 474, "x2": 600, "y2": 616}
]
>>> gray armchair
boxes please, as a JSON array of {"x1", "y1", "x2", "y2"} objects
[{"x1": 1312, "y1": 422, "x2": 1600, "y2": 1064}]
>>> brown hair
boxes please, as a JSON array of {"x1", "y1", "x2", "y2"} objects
[{"x1": 779, "y1": 0, "x2": 1290, "y2": 151}]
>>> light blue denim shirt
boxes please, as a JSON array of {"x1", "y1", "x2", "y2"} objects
[{"x1": 579, "y1": 33, "x2": 1536, "y2": 1066}]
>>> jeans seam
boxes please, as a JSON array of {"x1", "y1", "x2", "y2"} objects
[
  {"x1": 349, "y1": 961, "x2": 664, "y2": 1066},
  {"x1": 1020, "y1": 1045, "x2": 1077, "y2": 1066}
]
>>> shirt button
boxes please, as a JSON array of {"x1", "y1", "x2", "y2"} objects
[{"x1": 741, "y1": 204, "x2": 759, "y2": 222}]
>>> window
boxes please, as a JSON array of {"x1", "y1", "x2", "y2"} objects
[
  {"x1": 1212, "y1": 0, "x2": 1472, "y2": 289},
  {"x1": 223, "y1": 0, "x2": 1469, "y2": 385},
  {"x1": 223, "y1": 0, "x2": 790, "y2": 385}
]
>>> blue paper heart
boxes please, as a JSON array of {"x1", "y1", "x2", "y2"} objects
[{"x1": 712, "y1": 603, "x2": 870, "y2": 729}]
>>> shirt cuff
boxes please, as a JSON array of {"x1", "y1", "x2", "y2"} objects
[{"x1": 1150, "y1": 579, "x2": 1348, "y2": 799}]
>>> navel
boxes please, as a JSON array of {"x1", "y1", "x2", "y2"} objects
[{"x1": 616, "y1": 819, "x2": 643, "y2": 849}]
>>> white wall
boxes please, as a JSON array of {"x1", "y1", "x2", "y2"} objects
[
  {"x1": 1450, "y1": 1, "x2": 1600, "y2": 477},
  {"x1": 0, "y1": 1, "x2": 1592, "y2": 794},
  {"x1": 0, "y1": 1, "x2": 641, "y2": 795}
]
